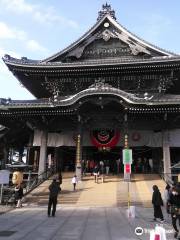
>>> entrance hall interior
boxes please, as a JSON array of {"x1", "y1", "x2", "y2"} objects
[{"x1": 47, "y1": 145, "x2": 164, "y2": 174}]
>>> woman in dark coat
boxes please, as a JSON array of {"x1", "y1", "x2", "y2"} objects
[
  {"x1": 168, "y1": 186, "x2": 180, "y2": 239},
  {"x1": 152, "y1": 185, "x2": 164, "y2": 222}
]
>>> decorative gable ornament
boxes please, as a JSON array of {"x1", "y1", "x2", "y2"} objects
[
  {"x1": 101, "y1": 29, "x2": 116, "y2": 41},
  {"x1": 88, "y1": 79, "x2": 113, "y2": 89},
  {"x1": 97, "y1": 3, "x2": 116, "y2": 21}
]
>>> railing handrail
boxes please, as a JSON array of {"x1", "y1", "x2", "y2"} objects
[
  {"x1": 24, "y1": 168, "x2": 54, "y2": 194},
  {"x1": 1, "y1": 168, "x2": 54, "y2": 204},
  {"x1": 159, "y1": 172, "x2": 179, "y2": 186}
]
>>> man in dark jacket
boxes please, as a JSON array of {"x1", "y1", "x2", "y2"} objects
[
  {"x1": 48, "y1": 178, "x2": 61, "y2": 217},
  {"x1": 168, "y1": 186, "x2": 180, "y2": 239}
]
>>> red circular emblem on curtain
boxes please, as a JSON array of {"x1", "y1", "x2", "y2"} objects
[
  {"x1": 132, "y1": 132, "x2": 141, "y2": 141},
  {"x1": 90, "y1": 129, "x2": 120, "y2": 147}
]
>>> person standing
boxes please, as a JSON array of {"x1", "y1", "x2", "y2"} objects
[
  {"x1": 168, "y1": 186, "x2": 180, "y2": 239},
  {"x1": 58, "y1": 172, "x2": 62, "y2": 185},
  {"x1": 71, "y1": 175, "x2": 78, "y2": 190},
  {"x1": 152, "y1": 185, "x2": 164, "y2": 223},
  {"x1": 93, "y1": 165, "x2": 99, "y2": 183},
  {"x1": 116, "y1": 158, "x2": 121, "y2": 174},
  {"x1": 14, "y1": 184, "x2": 23, "y2": 208},
  {"x1": 99, "y1": 160, "x2": 104, "y2": 174},
  {"x1": 164, "y1": 184, "x2": 171, "y2": 214},
  {"x1": 48, "y1": 178, "x2": 61, "y2": 217},
  {"x1": 105, "y1": 160, "x2": 110, "y2": 175},
  {"x1": 149, "y1": 158, "x2": 153, "y2": 172}
]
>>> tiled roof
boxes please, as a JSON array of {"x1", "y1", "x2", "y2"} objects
[
  {"x1": 1, "y1": 88, "x2": 180, "y2": 109},
  {"x1": 3, "y1": 55, "x2": 180, "y2": 69},
  {"x1": 3, "y1": 6, "x2": 179, "y2": 68}
]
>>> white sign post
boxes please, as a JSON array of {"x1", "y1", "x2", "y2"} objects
[
  {"x1": 0, "y1": 170, "x2": 10, "y2": 204},
  {"x1": 123, "y1": 149, "x2": 134, "y2": 218}
]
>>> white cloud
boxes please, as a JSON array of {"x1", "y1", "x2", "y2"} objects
[
  {"x1": 0, "y1": 22, "x2": 26, "y2": 40},
  {"x1": 0, "y1": 0, "x2": 78, "y2": 28},
  {"x1": 0, "y1": 0, "x2": 35, "y2": 14},
  {"x1": 0, "y1": 22, "x2": 47, "y2": 54},
  {"x1": 33, "y1": 8, "x2": 78, "y2": 28},
  {"x1": 26, "y1": 40, "x2": 48, "y2": 52}
]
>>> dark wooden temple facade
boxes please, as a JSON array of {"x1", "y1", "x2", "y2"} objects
[{"x1": 1, "y1": 4, "x2": 180, "y2": 179}]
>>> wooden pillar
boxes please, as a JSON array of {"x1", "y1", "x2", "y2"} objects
[
  {"x1": 54, "y1": 147, "x2": 59, "y2": 174},
  {"x1": 38, "y1": 130, "x2": 48, "y2": 177},
  {"x1": 162, "y1": 130, "x2": 171, "y2": 182},
  {"x1": 2, "y1": 142, "x2": 8, "y2": 169},
  {"x1": 26, "y1": 133, "x2": 34, "y2": 165},
  {"x1": 75, "y1": 115, "x2": 82, "y2": 180}
]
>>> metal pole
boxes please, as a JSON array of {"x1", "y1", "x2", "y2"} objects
[
  {"x1": 0, "y1": 184, "x2": 4, "y2": 204},
  {"x1": 128, "y1": 181, "x2": 130, "y2": 208},
  {"x1": 127, "y1": 181, "x2": 131, "y2": 218}
]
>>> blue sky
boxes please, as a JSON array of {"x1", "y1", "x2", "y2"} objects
[{"x1": 0, "y1": 0, "x2": 180, "y2": 100}]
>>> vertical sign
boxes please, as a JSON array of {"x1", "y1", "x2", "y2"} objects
[
  {"x1": 123, "y1": 149, "x2": 132, "y2": 164},
  {"x1": 123, "y1": 149, "x2": 132, "y2": 182},
  {"x1": 124, "y1": 164, "x2": 131, "y2": 174}
]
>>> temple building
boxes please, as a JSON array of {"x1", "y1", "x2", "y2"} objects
[{"x1": 1, "y1": 4, "x2": 180, "y2": 180}]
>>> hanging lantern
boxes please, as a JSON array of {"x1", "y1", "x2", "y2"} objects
[{"x1": 91, "y1": 129, "x2": 120, "y2": 148}]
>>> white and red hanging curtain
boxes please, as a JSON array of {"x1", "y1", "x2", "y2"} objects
[{"x1": 90, "y1": 129, "x2": 120, "y2": 148}]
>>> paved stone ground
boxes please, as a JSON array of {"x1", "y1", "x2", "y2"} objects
[
  {"x1": 0, "y1": 205, "x2": 175, "y2": 240},
  {"x1": 25, "y1": 174, "x2": 166, "y2": 208},
  {"x1": 0, "y1": 205, "x2": 14, "y2": 215},
  {"x1": 0, "y1": 174, "x2": 173, "y2": 239}
]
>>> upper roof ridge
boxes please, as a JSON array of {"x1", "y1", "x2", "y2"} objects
[{"x1": 97, "y1": 3, "x2": 116, "y2": 21}]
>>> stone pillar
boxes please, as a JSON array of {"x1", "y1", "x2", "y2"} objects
[
  {"x1": 162, "y1": 130, "x2": 171, "y2": 182},
  {"x1": 38, "y1": 130, "x2": 48, "y2": 177},
  {"x1": 75, "y1": 115, "x2": 82, "y2": 180}
]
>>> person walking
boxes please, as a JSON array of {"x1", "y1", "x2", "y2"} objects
[
  {"x1": 164, "y1": 184, "x2": 171, "y2": 214},
  {"x1": 93, "y1": 165, "x2": 100, "y2": 183},
  {"x1": 168, "y1": 186, "x2": 180, "y2": 239},
  {"x1": 14, "y1": 184, "x2": 24, "y2": 208},
  {"x1": 152, "y1": 185, "x2": 164, "y2": 223},
  {"x1": 71, "y1": 175, "x2": 78, "y2": 190},
  {"x1": 48, "y1": 178, "x2": 61, "y2": 217}
]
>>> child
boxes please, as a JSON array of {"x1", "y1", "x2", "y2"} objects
[{"x1": 71, "y1": 175, "x2": 78, "y2": 190}]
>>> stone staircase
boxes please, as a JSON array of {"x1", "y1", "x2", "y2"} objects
[{"x1": 24, "y1": 173, "x2": 166, "y2": 208}]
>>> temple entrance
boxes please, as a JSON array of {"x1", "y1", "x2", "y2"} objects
[
  {"x1": 56, "y1": 146, "x2": 76, "y2": 172},
  {"x1": 131, "y1": 147, "x2": 162, "y2": 174},
  {"x1": 82, "y1": 146, "x2": 162, "y2": 175},
  {"x1": 82, "y1": 146, "x2": 123, "y2": 175}
]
